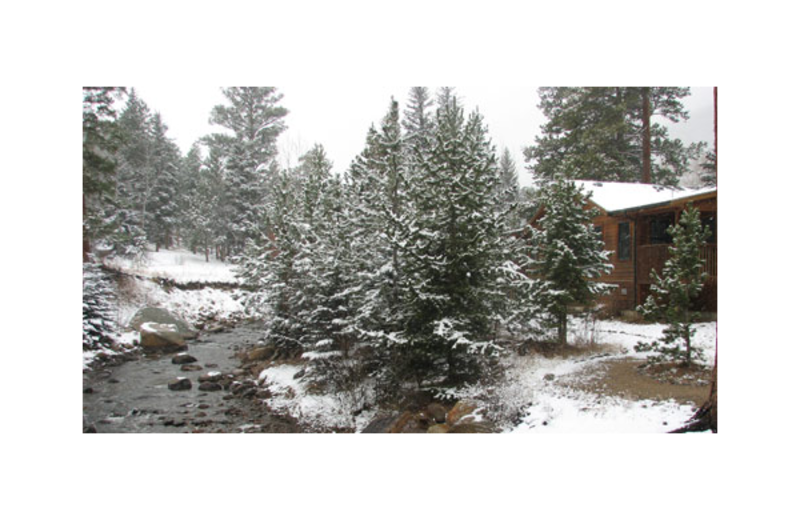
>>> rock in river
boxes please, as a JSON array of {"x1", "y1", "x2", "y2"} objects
[
  {"x1": 129, "y1": 307, "x2": 198, "y2": 340},
  {"x1": 140, "y1": 322, "x2": 187, "y2": 354},
  {"x1": 168, "y1": 378, "x2": 192, "y2": 391}
]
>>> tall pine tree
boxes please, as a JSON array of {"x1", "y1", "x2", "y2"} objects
[
  {"x1": 208, "y1": 87, "x2": 289, "y2": 256},
  {"x1": 402, "y1": 94, "x2": 513, "y2": 383},
  {"x1": 526, "y1": 87, "x2": 698, "y2": 186}
]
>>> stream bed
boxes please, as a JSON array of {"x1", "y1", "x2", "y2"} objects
[{"x1": 82, "y1": 322, "x2": 301, "y2": 433}]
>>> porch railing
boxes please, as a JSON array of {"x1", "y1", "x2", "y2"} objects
[{"x1": 636, "y1": 243, "x2": 717, "y2": 282}]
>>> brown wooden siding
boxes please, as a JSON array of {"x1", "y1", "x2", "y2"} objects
[{"x1": 592, "y1": 193, "x2": 717, "y2": 313}]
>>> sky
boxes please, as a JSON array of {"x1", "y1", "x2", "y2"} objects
[{"x1": 133, "y1": 86, "x2": 715, "y2": 186}]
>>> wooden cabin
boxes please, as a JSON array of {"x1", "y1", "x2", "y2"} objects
[{"x1": 533, "y1": 181, "x2": 717, "y2": 315}]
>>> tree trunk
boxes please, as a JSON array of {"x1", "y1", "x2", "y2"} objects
[
  {"x1": 709, "y1": 86, "x2": 719, "y2": 433},
  {"x1": 558, "y1": 310, "x2": 568, "y2": 347},
  {"x1": 642, "y1": 87, "x2": 652, "y2": 184},
  {"x1": 83, "y1": 193, "x2": 91, "y2": 263},
  {"x1": 711, "y1": 322, "x2": 719, "y2": 433}
]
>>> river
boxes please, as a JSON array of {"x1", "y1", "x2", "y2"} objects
[{"x1": 82, "y1": 322, "x2": 301, "y2": 433}]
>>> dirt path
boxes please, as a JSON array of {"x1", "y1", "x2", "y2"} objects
[{"x1": 565, "y1": 357, "x2": 711, "y2": 407}]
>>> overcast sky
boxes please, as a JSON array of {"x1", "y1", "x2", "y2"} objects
[{"x1": 133, "y1": 86, "x2": 714, "y2": 186}]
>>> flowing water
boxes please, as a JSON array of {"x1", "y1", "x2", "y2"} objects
[{"x1": 82, "y1": 323, "x2": 298, "y2": 433}]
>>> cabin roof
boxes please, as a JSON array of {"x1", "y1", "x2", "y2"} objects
[{"x1": 574, "y1": 181, "x2": 716, "y2": 214}]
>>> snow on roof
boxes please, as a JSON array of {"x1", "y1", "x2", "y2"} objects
[{"x1": 574, "y1": 181, "x2": 716, "y2": 213}]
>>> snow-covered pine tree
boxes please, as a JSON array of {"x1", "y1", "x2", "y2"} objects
[
  {"x1": 83, "y1": 263, "x2": 118, "y2": 351},
  {"x1": 297, "y1": 170, "x2": 367, "y2": 402},
  {"x1": 113, "y1": 89, "x2": 154, "y2": 257},
  {"x1": 83, "y1": 87, "x2": 125, "y2": 261},
  {"x1": 147, "y1": 113, "x2": 182, "y2": 250},
  {"x1": 497, "y1": 147, "x2": 520, "y2": 225},
  {"x1": 635, "y1": 204, "x2": 710, "y2": 365},
  {"x1": 239, "y1": 142, "x2": 365, "y2": 377},
  {"x1": 238, "y1": 166, "x2": 305, "y2": 350},
  {"x1": 83, "y1": 88, "x2": 121, "y2": 198},
  {"x1": 180, "y1": 142, "x2": 224, "y2": 261},
  {"x1": 402, "y1": 87, "x2": 434, "y2": 177},
  {"x1": 402, "y1": 94, "x2": 513, "y2": 384},
  {"x1": 208, "y1": 87, "x2": 288, "y2": 256},
  {"x1": 346, "y1": 99, "x2": 416, "y2": 397},
  {"x1": 526, "y1": 177, "x2": 613, "y2": 346}
]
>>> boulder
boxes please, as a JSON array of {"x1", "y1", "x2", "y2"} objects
[
  {"x1": 172, "y1": 353, "x2": 198, "y2": 365},
  {"x1": 362, "y1": 413, "x2": 401, "y2": 433},
  {"x1": 139, "y1": 322, "x2": 187, "y2": 354},
  {"x1": 448, "y1": 422, "x2": 496, "y2": 434},
  {"x1": 427, "y1": 424, "x2": 450, "y2": 433},
  {"x1": 168, "y1": 378, "x2": 192, "y2": 391},
  {"x1": 198, "y1": 382, "x2": 223, "y2": 392},
  {"x1": 446, "y1": 399, "x2": 481, "y2": 426},
  {"x1": 425, "y1": 403, "x2": 449, "y2": 424},
  {"x1": 130, "y1": 307, "x2": 198, "y2": 339},
  {"x1": 180, "y1": 364, "x2": 203, "y2": 372},
  {"x1": 387, "y1": 411, "x2": 428, "y2": 433},
  {"x1": 198, "y1": 372, "x2": 223, "y2": 383}
]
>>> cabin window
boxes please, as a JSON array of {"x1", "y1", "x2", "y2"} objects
[
  {"x1": 649, "y1": 215, "x2": 673, "y2": 245},
  {"x1": 618, "y1": 222, "x2": 631, "y2": 261}
]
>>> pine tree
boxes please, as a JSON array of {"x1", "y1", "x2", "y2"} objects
[
  {"x1": 346, "y1": 99, "x2": 416, "y2": 395},
  {"x1": 402, "y1": 87, "x2": 434, "y2": 162},
  {"x1": 147, "y1": 113, "x2": 182, "y2": 250},
  {"x1": 299, "y1": 177, "x2": 352, "y2": 349},
  {"x1": 83, "y1": 88, "x2": 122, "y2": 198},
  {"x1": 208, "y1": 87, "x2": 289, "y2": 255},
  {"x1": 114, "y1": 89, "x2": 154, "y2": 256},
  {"x1": 402, "y1": 95, "x2": 513, "y2": 384},
  {"x1": 526, "y1": 178, "x2": 613, "y2": 346},
  {"x1": 497, "y1": 147, "x2": 520, "y2": 223},
  {"x1": 526, "y1": 87, "x2": 697, "y2": 186},
  {"x1": 83, "y1": 263, "x2": 118, "y2": 351},
  {"x1": 635, "y1": 204, "x2": 710, "y2": 365},
  {"x1": 177, "y1": 142, "x2": 225, "y2": 260},
  {"x1": 83, "y1": 87, "x2": 125, "y2": 260},
  {"x1": 238, "y1": 166, "x2": 304, "y2": 349}
]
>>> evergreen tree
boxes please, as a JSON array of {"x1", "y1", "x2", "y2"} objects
[
  {"x1": 526, "y1": 87, "x2": 698, "y2": 186},
  {"x1": 497, "y1": 147, "x2": 520, "y2": 222},
  {"x1": 114, "y1": 89, "x2": 154, "y2": 256},
  {"x1": 177, "y1": 143, "x2": 204, "y2": 251},
  {"x1": 83, "y1": 87, "x2": 125, "y2": 260},
  {"x1": 525, "y1": 178, "x2": 613, "y2": 346},
  {"x1": 238, "y1": 167, "x2": 304, "y2": 349},
  {"x1": 635, "y1": 204, "x2": 710, "y2": 365},
  {"x1": 402, "y1": 95, "x2": 513, "y2": 383},
  {"x1": 83, "y1": 87, "x2": 122, "y2": 198},
  {"x1": 296, "y1": 173, "x2": 364, "y2": 394},
  {"x1": 402, "y1": 87, "x2": 434, "y2": 162},
  {"x1": 147, "y1": 113, "x2": 182, "y2": 250},
  {"x1": 110, "y1": 91, "x2": 185, "y2": 254},
  {"x1": 346, "y1": 99, "x2": 415, "y2": 395},
  {"x1": 208, "y1": 87, "x2": 289, "y2": 255},
  {"x1": 83, "y1": 263, "x2": 118, "y2": 351}
]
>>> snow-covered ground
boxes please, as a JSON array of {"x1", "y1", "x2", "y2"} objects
[
  {"x1": 105, "y1": 247, "x2": 239, "y2": 284},
  {"x1": 258, "y1": 317, "x2": 717, "y2": 433},
  {"x1": 491, "y1": 318, "x2": 714, "y2": 433},
  {"x1": 104, "y1": 248, "x2": 248, "y2": 327},
  {"x1": 96, "y1": 248, "x2": 717, "y2": 432},
  {"x1": 84, "y1": 249, "x2": 249, "y2": 371}
]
